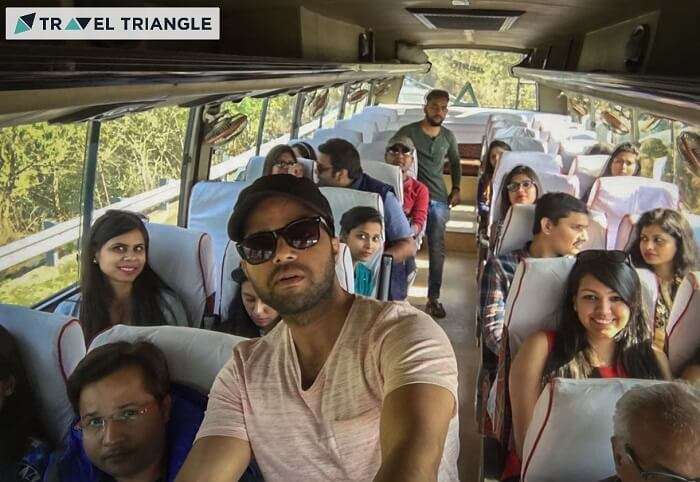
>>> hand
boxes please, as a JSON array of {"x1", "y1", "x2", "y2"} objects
[{"x1": 448, "y1": 188, "x2": 461, "y2": 207}]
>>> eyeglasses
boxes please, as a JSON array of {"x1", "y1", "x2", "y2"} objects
[
  {"x1": 76, "y1": 401, "x2": 159, "y2": 436},
  {"x1": 576, "y1": 249, "x2": 632, "y2": 265},
  {"x1": 506, "y1": 180, "x2": 535, "y2": 192},
  {"x1": 237, "y1": 216, "x2": 330, "y2": 265},
  {"x1": 388, "y1": 146, "x2": 412, "y2": 155},
  {"x1": 626, "y1": 445, "x2": 700, "y2": 482},
  {"x1": 273, "y1": 159, "x2": 298, "y2": 169}
]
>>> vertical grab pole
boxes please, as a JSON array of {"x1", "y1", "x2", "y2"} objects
[
  {"x1": 79, "y1": 121, "x2": 101, "y2": 265},
  {"x1": 256, "y1": 97, "x2": 270, "y2": 156}
]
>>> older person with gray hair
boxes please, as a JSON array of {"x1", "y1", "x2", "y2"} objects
[{"x1": 601, "y1": 382, "x2": 700, "y2": 482}]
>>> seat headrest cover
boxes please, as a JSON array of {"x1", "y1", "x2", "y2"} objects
[
  {"x1": 219, "y1": 240, "x2": 242, "y2": 321},
  {"x1": 314, "y1": 127, "x2": 363, "y2": 147},
  {"x1": 522, "y1": 378, "x2": 666, "y2": 482},
  {"x1": 666, "y1": 272, "x2": 700, "y2": 374},
  {"x1": 335, "y1": 242, "x2": 355, "y2": 294},
  {"x1": 0, "y1": 305, "x2": 86, "y2": 447},
  {"x1": 358, "y1": 142, "x2": 390, "y2": 162},
  {"x1": 89, "y1": 324, "x2": 247, "y2": 395},
  {"x1": 360, "y1": 161, "x2": 404, "y2": 205},
  {"x1": 538, "y1": 172, "x2": 580, "y2": 198},
  {"x1": 146, "y1": 223, "x2": 213, "y2": 325},
  {"x1": 320, "y1": 187, "x2": 384, "y2": 237}
]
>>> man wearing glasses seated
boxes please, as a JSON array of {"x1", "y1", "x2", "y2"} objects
[
  {"x1": 57, "y1": 341, "x2": 260, "y2": 482},
  {"x1": 176, "y1": 175, "x2": 459, "y2": 482},
  {"x1": 603, "y1": 382, "x2": 700, "y2": 482}
]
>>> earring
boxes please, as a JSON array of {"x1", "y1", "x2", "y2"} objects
[{"x1": 92, "y1": 258, "x2": 97, "y2": 264}]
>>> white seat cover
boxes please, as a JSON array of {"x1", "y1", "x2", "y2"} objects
[
  {"x1": 688, "y1": 213, "x2": 700, "y2": 254},
  {"x1": 244, "y1": 155, "x2": 316, "y2": 182},
  {"x1": 354, "y1": 112, "x2": 390, "y2": 133},
  {"x1": 146, "y1": 223, "x2": 215, "y2": 327},
  {"x1": 666, "y1": 272, "x2": 700, "y2": 374},
  {"x1": 587, "y1": 177, "x2": 680, "y2": 249},
  {"x1": 360, "y1": 160, "x2": 404, "y2": 205},
  {"x1": 90, "y1": 324, "x2": 247, "y2": 395},
  {"x1": 362, "y1": 106, "x2": 399, "y2": 122},
  {"x1": 372, "y1": 130, "x2": 398, "y2": 144},
  {"x1": 320, "y1": 187, "x2": 385, "y2": 238},
  {"x1": 614, "y1": 213, "x2": 641, "y2": 251},
  {"x1": 560, "y1": 139, "x2": 600, "y2": 173},
  {"x1": 522, "y1": 378, "x2": 666, "y2": 482},
  {"x1": 538, "y1": 172, "x2": 580, "y2": 198},
  {"x1": 0, "y1": 305, "x2": 85, "y2": 446},
  {"x1": 335, "y1": 242, "x2": 355, "y2": 295},
  {"x1": 568, "y1": 154, "x2": 610, "y2": 198},
  {"x1": 313, "y1": 127, "x2": 363, "y2": 147},
  {"x1": 358, "y1": 142, "x2": 388, "y2": 162},
  {"x1": 335, "y1": 118, "x2": 377, "y2": 144}
]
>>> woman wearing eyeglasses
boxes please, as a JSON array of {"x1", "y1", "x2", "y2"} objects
[
  {"x1": 263, "y1": 145, "x2": 304, "y2": 178},
  {"x1": 489, "y1": 165, "x2": 541, "y2": 249},
  {"x1": 0, "y1": 326, "x2": 51, "y2": 482},
  {"x1": 477, "y1": 140, "x2": 511, "y2": 220},
  {"x1": 628, "y1": 209, "x2": 698, "y2": 351},
  {"x1": 507, "y1": 251, "x2": 671, "y2": 479}
]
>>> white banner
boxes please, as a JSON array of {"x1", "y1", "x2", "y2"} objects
[{"x1": 6, "y1": 7, "x2": 219, "y2": 40}]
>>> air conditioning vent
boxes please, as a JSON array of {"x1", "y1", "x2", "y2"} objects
[{"x1": 406, "y1": 8, "x2": 524, "y2": 31}]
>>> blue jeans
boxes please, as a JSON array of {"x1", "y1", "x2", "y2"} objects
[{"x1": 426, "y1": 200, "x2": 450, "y2": 299}]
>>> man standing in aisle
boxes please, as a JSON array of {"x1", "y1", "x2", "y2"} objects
[{"x1": 395, "y1": 89, "x2": 461, "y2": 318}]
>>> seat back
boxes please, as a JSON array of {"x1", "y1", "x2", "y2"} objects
[
  {"x1": 568, "y1": 154, "x2": 610, "y2": 198},
  {"x1": 504, "y1": 136, "x2": 546, "y2": 153},
  {"x1": 587, "y1": 177, "x2": 680, "y2": 249},
  {"x1": 0, "y1": 305, "x2": 85, "y2": 446},
  {"x1": 666, "y1": 272, "x2": 700, "y2": 375},
  {"x1": 560, "y1": 139, "x2": 600, "y2": 173},
  {"x1": 614, "y1": 213, "x2": 641, "y2": 251},
  {"x1": 313, "y1": 127, "x2": 363, "y2": 147},
  {"x1": 320, "y1": 187, "x2": 385, "y2": 238},
  {"x1": 372, "y1": 130, "x2": 398, "y2": 144},
  {"x1": 244, "y1": 155, "x2": 316, "y2": 182},
  {"x1": 538, "y1": 172, "x2": 580, "y2": 198},
  {"x1": 522, "y1": 378, "x2": 666, "y2": 482},
  {"x1": 362, "y1": 106, "x2": 399, "y2": 122},
  {"x1": 360, "y1": 161, "x2": 404, "y2": 205},
  {"x1": 358, "y1": 142, "x2": 388, "y2": 161},
  {"x1": 145, "y1": 223, "x2": 215, "y2": 327},
  {"x1": 90, "y1": 325, "x2": 247, "y2": 395},
  {"x1": 335, "y1": 118, "x2": 377, "y2": 143}
]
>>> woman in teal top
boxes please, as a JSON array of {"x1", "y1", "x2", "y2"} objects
[{"x1": 340, "y1": 207, "x2": 384, "y2": 297}]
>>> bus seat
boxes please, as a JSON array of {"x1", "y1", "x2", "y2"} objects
[
  {"x1": 568, "y1": 154, "x2": 610, "y2": 199},
  {"x1": 505, "y1": 136, "x2": 546, "y2": 153},
  {"x1": 531, "y1": 113, "x2": 572, "y2": 132},
  {"x1": 320, "y1": 187, "x2": 385, "y2": 238},
  {"x1": 243, "y1": 155, "x2": 316, "y2": 182},
  {"x1": 490, "y1": 125, "x2": 536, "y2": 145},
  {"x1": 145, "y1": 223, "x2": 215, "y2": 328},
  {"x1": 354, "y1": 111, "x2": 391, "y2": 132},
  {"x1": 666, "y1": 271, "x2": 699, "y2": 375},
  {"x1": 336, "y1": 118, "x2": 378, "y2": 143},
  {"x1": 652, "y1": 156, "x2": 668, "y2": 180},
  {"x1": 360, "y1": 160, "x2": 404, "y2": 205},
  {"x1": 485, "y1": 120, "x2": 529, "y2": 144},
  {"x1": 358, "y1": 141, "x2": 388, "y2": 161},
  {"x1": 89, "y1": 324, "x2": 247, "y2": 395},
  {"x1": 0, "y1": 305, "x2": 85, "y2": 447},
  {"x1": 560, "y1": 139, "x2": 600, "y2": 173},
  {"x1": 521, "y1": 378, "x2": 665, "y2": 482},
  {"x1": 546, "y1": 138, "x2": 560, "y2": 156},
  {"x1": 362, "y1": 106, "x2": 399, "y2": 123},
  {"x1": 218, "y1": 239, "x2": 356, "y2": 321},
  {"x1": 539, "y1": 171, "x2": 580, "y2": 198},
  {"x1": 313, "y1": 127, "x2": 363, "y2": 147},
  {"x1": 372, "y1": 130, "x2": 398, "y2": 144},
  {"x1": 494, "y1": 204, "x2": 607, "y2": 257},
  {"x1": 614, "y1": 213, "x2": 641, "y2": 251},
  {"x1": 446, "y1": 123, "x2": 486, "y2": 144},
  {"x1": 587, "y1": 177, "x2": 680, "y2": 249}
]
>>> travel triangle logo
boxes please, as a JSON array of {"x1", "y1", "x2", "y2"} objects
[{"x1": 14, "y1": 12, "x2": 36, "y2": 34}]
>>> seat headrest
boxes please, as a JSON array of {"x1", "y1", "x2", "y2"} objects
[
  {"x1": 489, "y1": 112, "x2": 528, "y2": 124},
  {"x1": 358, "y1": 142, "x2": 389, "y2": 162},
  {"x1": 313, "y1": 127, "x2": 363, "y2": 147},
  {"x1": 146, "y1": 223, "x2": 214, "y2": 326},
  {"x1": 90, "y1": 324, "x2": 247, "y2": 395},
  {"x1": 360, "y1": 161, "x2": 404, "y2": 205},
  {"x1": 372, "y1": 130, "x2": 398, "y2": 144},
  {"x1": 587, "y1": 177, "x2": 680, "y2": 249},
  {"x1": 244, "y1": 155, "x2": 316, "y2": 182},
  {"x1": 320, "y1": 187, "x2": 384, "y2": 237},
  {"x1": 569, "y1": 154, "x2": 610, "y2": 198},
  {"x1": 560, "y1": 139, "x2": 601, "y2": 173},
  {"x1": 0, "y1": 305, "x2": 85, "y2": 447},
  {"x1": 666, "y1": 272, "x2": 700, "y2": 374},
  {"x1": 335, "y1": 119, "x2": 377, "y2": 144},
  {"x1": 503, "y1": 136, "x2": 546, "y2": 153},
  {"x1": 538, "y1": 172, "x2": 580, "y2": 198},
  {"x1": 614, "y1": 213, "x2": 642, "y2": 251},
  {"x1": 362, "y1": 106, "x2": 399, "y2": 122},
  {"x1": 522, "y1": 378, "x2": 666, "y2": 482}
]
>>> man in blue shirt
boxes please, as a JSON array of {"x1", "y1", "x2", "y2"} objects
[{"x1": 316, "y1": 138, "x2": 416, "y2": 300}]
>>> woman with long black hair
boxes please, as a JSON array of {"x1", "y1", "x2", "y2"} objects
[
  {"x1": 0, "y1": 326, "x2": 51, "y2": 482},
  {"x1": 78, "y1": 210, "x2": 188, "y2": 344},
  {"x1": 216, "y1": 267, "x2": 280, "y2": 337},
  {"x1": 477, "y1": 140, "x2": 511, "y2": 219}
]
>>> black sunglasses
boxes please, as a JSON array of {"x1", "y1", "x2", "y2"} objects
[
  {"x1": 236, "y1": 216, "x2": 330, "y2": 265},
  {"x1": 388, "y1": 145, "x2": 412, "y2": 155},
  {"x1": 626, "y1": 445, "x2": 700, "y2": 482},
  {"x1": 576, "y1": 249, "x2": 632, "y2": 266}
]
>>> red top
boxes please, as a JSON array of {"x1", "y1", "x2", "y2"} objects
[{"x1": 403, "y1": 176, "x2": 429, "y2": 233}]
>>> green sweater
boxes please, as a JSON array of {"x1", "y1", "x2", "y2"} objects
[{"x1": 395, "y1": 121, "x2": 461, "y2": 203}]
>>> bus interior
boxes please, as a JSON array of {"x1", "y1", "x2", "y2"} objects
[{"x1": 0, "y1": 1, "x2": 699, "y2": 481}]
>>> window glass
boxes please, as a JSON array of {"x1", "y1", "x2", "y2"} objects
[
  {"x1": 260, "y1": 94, "x2": 297, "y2": 154},
  {"x1": 0, "y1": 122, "x2": 87, "y2": 306},
  {"x1": 210, "y1": 98, "x2": 263, "y2": 180},
  {"x1": 321, "y1": 86, "x2": 344, "y2": 129},
  {"x1": 593, "y1": 100, "x2": 633, "y2": 145},
  {"x1": 673, "y1": 122, "x2": 700, "y2": 214},
  {"x1": 638, "y1": 113, "x2": 673, "y2": 181},
  {"x1": 97, "y1": 106, "x2": 188, "y2": 226},
  {"x1": 298, "y1": 90, "x2": 326, "y2": 140},
  {"x1": 567, "y1": 94, "x2": 591, "y2": 128},
  {"x1": 345, "y1": 83, "x2": 369, "y2": 119}
]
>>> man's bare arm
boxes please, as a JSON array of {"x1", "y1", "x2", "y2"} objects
[
  {"x1": 175, "y1": 436, "x2": 251, "y2": 482},
  {"x1": 374, "y1": 384, "x2": 455, "y2": 482}
]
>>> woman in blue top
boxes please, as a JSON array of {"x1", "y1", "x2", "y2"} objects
[
  {"x1": 0, "y1": 326, "x2": 51, "y2": 482},
  {"x1": 340, "y1": 207, "x2": 384, "y2": 297}
]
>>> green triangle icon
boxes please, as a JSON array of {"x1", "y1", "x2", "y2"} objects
[
  {"x1": 66, "y1": 18, "x2": 81, "y2": 30},
  {"x1": 14, "y1": 19, "x2": 30, "y2": 34}
]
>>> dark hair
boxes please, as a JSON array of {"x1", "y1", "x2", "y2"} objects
[
  {"x1": 542, "y1": 256, "x2": 663, "y2": 384},
  {"x1": 499, "y1": 165, "x2": 541, "y2": 222},
  {"x1": 0, "y1": 326, "x2": 47, "y2": 463},
  {"x1": 602, "y1": 142, "x2": 641, "y2": 177},
  {"x1": 533, "y1": 192, "x2": 588, "y2": 235},
  {"x1": 629, "y1": 209, "x2": 698, "y2": 278},
  {"x1": 67, "y1": 341, "x2": 170, "y2": 414},
  {"x1": 218, "y1": 268, "x2": 265, "y2": 338},
  {"x1": 318, "y1": 138, "x2": 363, "y2": 181},
  {"x1": 425, "y1": 89, "x2": 450, "y2": 104},
  {"x1": 291, "y1": 141, "x2": 317, "y2": 161},
  {"x1": 263, "y1": 145, "x2": 298, "y2": 176},
  {"x1": 585, "y1": 142, "x2": 614, "y2": 156},
  {"x1": 79, "y1": 210, "x2": 176, "y2": 345},
  {"x1": 340, "y1": 206, "x2": 383, "y2": 238},
  {"x1": 481, "y1": 140, "x2": 511, "y2": 191}
]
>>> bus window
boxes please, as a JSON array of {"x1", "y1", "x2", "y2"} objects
[
  {"x1": 260, "y1": 94, "x2": 297, "y2": 154},
  {"x1": 298, "y1": 89, "x2": 326, "y2": 139},
  {"x1": 674, "y1": 123, "x2": 700, "y2": 214},
  {"x1": 594, "y1": 100, "x2": 632, "y2": 145},
  {"x1": 345, "y1": 82, "x2": 370, "y2": 118},
  {"x1": 638, "y1": 113, "x2": 673, "y2": 181},
  {"x1": 0, "y1": 121, "x2": 88, "y2": 306},
  {"x1": 97, "y1": 106, "x2": 188, "y2": 226},
  {"x1": 211, "y1": 98, "x2": 262, "y2": 181},
  {"x1": 321, "y1": 86, "x2": 344, "y2": 129}
]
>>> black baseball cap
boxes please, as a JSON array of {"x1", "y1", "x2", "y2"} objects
[{"x1": 227, "y1": 174, "x2": 335, "y2": 242}]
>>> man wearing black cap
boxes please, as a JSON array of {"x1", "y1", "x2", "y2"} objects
[{"x1": 176, "y1": 175, "x2": 459, "y2": 482}]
